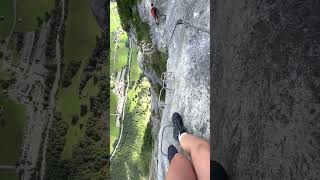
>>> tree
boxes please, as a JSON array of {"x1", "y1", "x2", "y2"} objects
[
  {"x1": 44, "y1": 11, "x2": 51, "y2": 22},
  {"x1": 36, "y1": 17, "x2": 43, "y2": 27},
  {"x1": 71, "y1": 115, "x2": 79, "y2": 125},
  {"x1": 80, "y1": 104, "x2": 87, "y2": 117}
]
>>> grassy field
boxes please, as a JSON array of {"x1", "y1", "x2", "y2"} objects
[
  {"x1": 0, "y1": 0, "x2": 13, "y2": 40},
  {"x1": 0, "y1": 169, "x2": 18, "y2": 180},
  {"x1": 110, "y1": 2, "x2": 128, "y2": 74},
  {"x1": 16, "y1": 0, "x2": 54, "y2": 32},
  {"x1": 111, "y1": 78, "x2": 152, "y2": 179},
  {"x1": 130, "y1": 48, "x2": 141, "y2": 82},
  {"x1": 64, "y1": 0, "x2": 100, "y2": 62},
  {"x1": 57, "y1": 65, "x2": 82, "y2": 159},
  {"x1": 0, "y1": 96, "x2": 27, "y2": 165},
  {"x1": 110, "y1": 92, "x2": 119, "y2": 152},
  {"x1": 58, "y1": 63, "x2": 100, "y2": 159},
  {"x1": 56, "y1": 0, "x2": 100, "y2": 159},
  {"x1": 116, "y1": 33, "x2": 129, "y2": 70},
  {"x1": 0, "y1": 68, "x2": 12, "y2": 82}
]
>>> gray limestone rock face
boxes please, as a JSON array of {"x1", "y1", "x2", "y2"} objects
[
  {"x1": 90, "y1": 0, "x2": 107, "y2": 31},
  {"x1": 212, "y1": 0, "x2": 320, "y2": 179},
  {"x1": 136, "y1": 0, "x2": 210, "y2": 179}
]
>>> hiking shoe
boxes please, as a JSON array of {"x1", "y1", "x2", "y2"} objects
[
  {"x1": 172, "y1": 112, "x2": 186, "y2": 142},
  {"x1": 168, "y1": 145, "x2": 178, "y2": 163}
]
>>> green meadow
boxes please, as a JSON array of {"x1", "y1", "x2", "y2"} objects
[
  {"x1": 110, "y1": 2, "x2": 128, "y2": 74},
  {"x1": 56, "y1": 0, "x2": 100, "y2": 159},
  {"x1": 130, "y1": 48, "x2": 141, "y2": 82},
  {"x1": 0, "y1": 96, "x2": 26, "y2": 165},
  {"x1": 0, "y1": 0, "x2": 13, "y2": 40},
  {"x1": 16, "y1": 0, "x2": 54, "y2": 32},
  {"x1": 110, "y1": 92, "x2": 119, "y2": 152},
  {"x1": 64, "y1": 0, "x2": 100, "y2": 62},
  {"x1": 0, "y1": 169, "x2": 18, "y2": 180}
]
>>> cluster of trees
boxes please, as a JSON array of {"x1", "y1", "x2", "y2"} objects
[
  {"x1": 79, "y1": 34, "x2": 107, "y2": 95},
  {"x1": 116, "y1": 0, "x2": 154, "y2": 44},
  {"x1": 149, "y1": 49, "x2": 167, "y2": 78},
  {"x1": 44, "y1": 115, "x2": 108, "y2": 179},
  {"x1": 44, "y1": 78, "x2": 108, "y2": 179},
  {"x1": 79, "y1": 73, "x2": 92, "y2": 95},
  {"x1": 0, "y1": 106, "x2": 4, "y2": 128},
  {"x1": 43, "y1": 73, "x2": 55, "y2": 107},
  {"x1": 45, "y1": 0, "x2": 63, "y2": 58},
  {"x1": 36, "y1": 17, "x2": 43, "y2": 27},
  {"x1": 89, "y1": 96, "x2": 103, "y2": 117},
  {"x1": 16, "y1": 32, "x2": 24, "y2": 52},
  {"x1": 97, "y1": 74, "x2": 109, "y2": 111},
  {"x1": 0, "y1": 75, "x2": 16, "y2": 91},
  {"x1": 0, "y1": 79, "x2": 10, "y2": 90},
  {"x1": 44, "y1": 113, "x2": 71, "y2": 180},
  {"x1": 65, "y1": 43, "x2": 109, "y2": 177},
  {"x1": 59, "y1": 0, "x2": 69, "y2": 59},
  {"x1": 44, "y1": 72, "x2": 109, "y2": 178},
  {"x1": 69, "y1": 117, "x2": 108, "y2": 179},
  {"x1": 62, "y1": 60, "x2": 81, "y2": 87},
  {"x1": 43, "y1": 29, "x2": 109, "y2": 179},
  {"x1": 111, "y1": 84, "x2": 152, "y2": 179},
  {"x1": 80, "y1": 104, "x2": 87, "y2": 117},
  {"x1": 71, "y1": 115, "x2": 79, "y2": 125}
]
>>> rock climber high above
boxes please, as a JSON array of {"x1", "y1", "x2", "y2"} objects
[{"x1": 150, "y1": 3, "x2": 159, "y2": 25}]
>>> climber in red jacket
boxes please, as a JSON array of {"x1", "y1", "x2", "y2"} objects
[{"x1": 150, "y1": 3, "x2": 159, "y2": 25}]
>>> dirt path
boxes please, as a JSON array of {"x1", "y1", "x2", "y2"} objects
[
  {"x1": 39, "y1": 0, "x2": 65, "y2": 179},
  {"x1": 110, "y1": 37, "x2": 132, "y2": 161}
]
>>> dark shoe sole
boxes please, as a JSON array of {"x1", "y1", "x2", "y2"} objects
[{"x1": 168, "y1": 145, "x2": 178, "y2": 163}]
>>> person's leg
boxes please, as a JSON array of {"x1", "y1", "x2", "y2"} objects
[
  {"x1": 180, "y1": 133, "x2": 210, "y2": 180},
  {"x1": 166, "y1": 145, "x2": 197, "y2": 180},
  {"x1": 172, "y1": 112, "x2": 210, "y2": 180}
]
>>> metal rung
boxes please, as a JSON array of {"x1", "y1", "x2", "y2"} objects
[{"x1": 161, "y1": 72, "x2": 174, "y2": 82}]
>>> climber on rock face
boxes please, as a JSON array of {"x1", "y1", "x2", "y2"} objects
[
  {"x1": 166, "y1": 112, "x2": 229, "y2": 180},
  {"x1": 150, "y1": 3, "x2": 159, "y2": 25}
]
